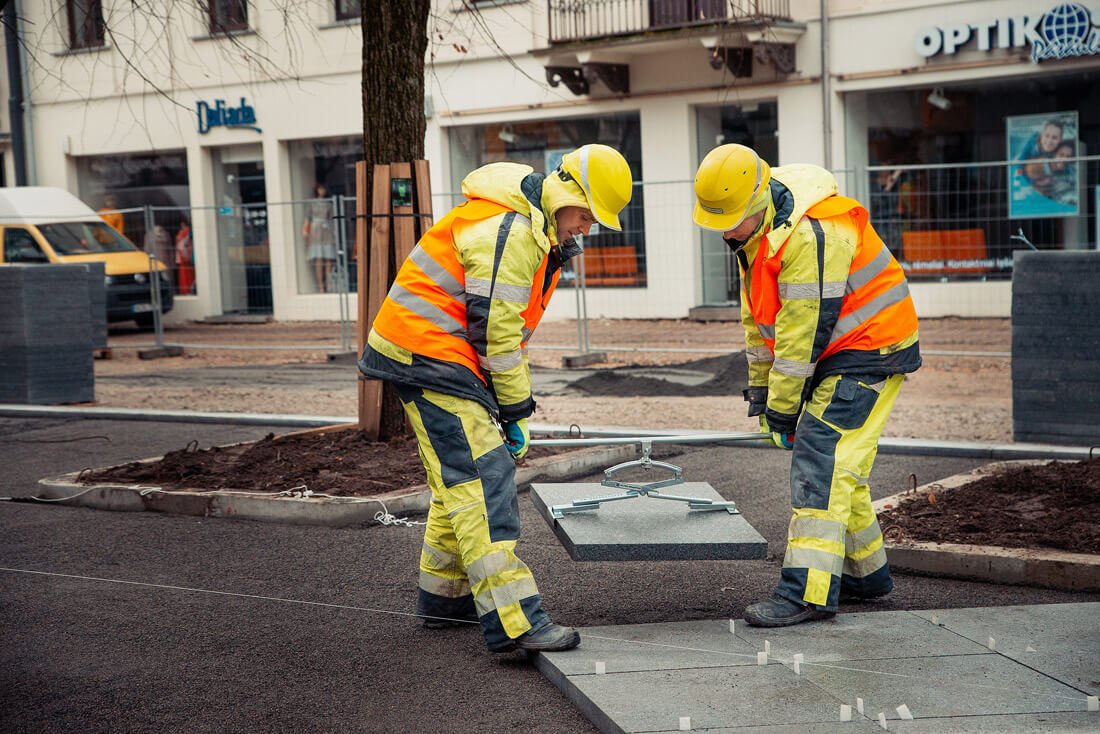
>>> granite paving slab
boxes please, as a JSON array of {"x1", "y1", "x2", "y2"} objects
[
  {"x1": 535, "y1": 604, "x2": 1100, "y2": 733},
  {"x1": 530, "y1": 482, "x2": 768, "y2": 561}
]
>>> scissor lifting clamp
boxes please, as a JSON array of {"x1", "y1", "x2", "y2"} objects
[{"x1": 548, "y1": 440, "x2": 740, "y2": 519}]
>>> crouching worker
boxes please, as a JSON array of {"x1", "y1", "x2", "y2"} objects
[
  {"x1": 691, "y1": 145, "x2": 921, "y2": 627},
  {"x1": 359, "y1": 145, "x2": 633, "y2": 652}
]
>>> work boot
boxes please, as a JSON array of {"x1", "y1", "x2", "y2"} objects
[
  {"x1": 743, "y1": 595, "x2": 835, "y2": 628},
  {"x1": 493, "y1": 623, "x2": 581, "y2": 653}
]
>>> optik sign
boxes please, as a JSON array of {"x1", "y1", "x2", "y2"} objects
[
  {"x1": 916, "y1": 2, "x2": 1100, "y2": 64},
  {"x1": 196, "y1": 97, "x2": 261, "y2": 134}
]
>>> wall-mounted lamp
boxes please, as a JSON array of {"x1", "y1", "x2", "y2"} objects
[{"x1": 927, "y1": 87, "x2": 952, "y2": 111}]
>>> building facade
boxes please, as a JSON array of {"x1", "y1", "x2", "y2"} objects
[{"x1": 7, "y1": 0, "x2": 1099, "y2": 322}]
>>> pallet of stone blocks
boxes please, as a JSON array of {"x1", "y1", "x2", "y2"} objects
[
  {"x1": 84, "y1": 262, "x2": 108, "y2": 350},
  {"x1": 1011, "y1": 250, "x2": 1100, "y2": 445},
  {"x1": 0, "y1": 265, "x2": 95, "y2": 404}
]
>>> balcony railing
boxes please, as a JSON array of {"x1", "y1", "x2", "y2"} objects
[{"x1": 548, "y1": 0, "x2": 792, "y2": 44}]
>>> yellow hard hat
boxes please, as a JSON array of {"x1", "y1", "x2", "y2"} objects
[
  {"x1": 558, "y1": 144, "x2": 633, "y2": 231},
  {"x1": 693, "y1": 144, "x2": 772, "y2": 232}
]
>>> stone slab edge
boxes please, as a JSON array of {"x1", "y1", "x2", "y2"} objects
[
  {"x1": 530, "y1": 654, "x2": 625, "y2": 734},
  {"x1": 36, "y1": 444, "x2": 636, "y2": 528},
  {"x1": 873, "y1": 460, "x2": 1100, "y2": 592}
]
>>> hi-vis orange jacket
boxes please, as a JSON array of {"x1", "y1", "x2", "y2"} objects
[
  {"x1": 359, "y1": 163, "x2": 566, "y2": 422},
  {"x1": 737, "y1": 164, "x2": 921, "y2": 434}
]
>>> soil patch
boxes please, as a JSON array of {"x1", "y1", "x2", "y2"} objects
[
  {"x1": 79, "y1": 429, "x2": 575, "y2": 498},
  {"x1": 569, "y1": 353, "x2": 749, "y2": 397},
  {"x1": 878, "y1": 459, "x2": 1100, "y2": 554}
]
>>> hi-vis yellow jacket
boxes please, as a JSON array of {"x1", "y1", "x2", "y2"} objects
[
  {"x1": 738, "y1": 164, "x2": 921, "y2": 433},
  {"x1": 359, "y1": 163, "x2": 568, "y2": 422}
]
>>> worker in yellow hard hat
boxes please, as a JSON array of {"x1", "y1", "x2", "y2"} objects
[
  {"x1": 359, "y1": 143, "x2": 633, "y2": 653},
  {"x1": 693, "y1": 144, "x2": 921, "y2": 628}
]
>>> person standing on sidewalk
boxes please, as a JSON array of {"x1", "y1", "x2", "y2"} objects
[
  {"x1": 691, "y1": 144, "x2": 921, "y2": 627},
  {"x1": 359, "y1": 145, "x2": 633, "y2": 652}
]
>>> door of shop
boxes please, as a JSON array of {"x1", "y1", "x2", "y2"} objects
[{"x1": 214, "y1": 144, "x2": 272, "y2": 314}]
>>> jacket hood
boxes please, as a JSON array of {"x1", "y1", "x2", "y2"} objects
[{"x1": 461, "y1": 162, "x2": 552, "y2": 252}]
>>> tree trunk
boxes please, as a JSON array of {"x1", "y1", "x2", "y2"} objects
[{"x1": 361, "y1": 0, "x2": 431, "y2": 440}]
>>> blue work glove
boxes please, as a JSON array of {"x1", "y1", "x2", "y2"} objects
[
  {"x1": 760, "y1": 415, "x2": 794, "y2": 450},
  {"x1": 502, "y1": 418, "x2": 530, "y2": 460}
]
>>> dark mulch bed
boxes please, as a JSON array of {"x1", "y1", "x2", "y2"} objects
[
  {"x1": 568, "y1": 354, "x2": 748, "y2": 397},
  {"x1": 79, "y1": 428, "x2": 575, "y2": 498},
  {"x1": 878, "y1": 459, "x2": 1100, "y2": 555}
]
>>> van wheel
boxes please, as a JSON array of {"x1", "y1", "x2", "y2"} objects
[{"x1": 134, "y1": 313, "x2": 156, "y2": 331}]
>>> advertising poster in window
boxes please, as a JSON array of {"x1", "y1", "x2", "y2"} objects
[{"x1": 1007, "y1": 111, "x2": 1079, "y2": 219}]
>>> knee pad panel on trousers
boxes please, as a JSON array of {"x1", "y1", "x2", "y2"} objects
[
  {"x1": 790, "y1": 413, "x2": 840, "y2": 511},
  {"x1": 821, "y1": 375, "x2": 881, "y2": 430},
  {"x1": 414, "y1": 398, "x2": 479, "y2": 488},
  {"x1": 476, "y1": 443, "x2": 521, "y2": 542}
]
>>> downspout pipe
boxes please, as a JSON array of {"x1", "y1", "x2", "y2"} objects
[
  {"x1": 820, "y1": 0, "x2": 832, "y2": 170},
  {"x1": 4, "y1": 0, "x2": 28, "y2": 185}
]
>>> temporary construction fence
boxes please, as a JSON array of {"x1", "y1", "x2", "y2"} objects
[{"x1": 100, "y1": 156, "x2": 1096, "y2": 356}]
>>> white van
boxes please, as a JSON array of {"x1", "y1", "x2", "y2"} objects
[{"x1": 0, "y1": 186, "x2": 173, "y2": 328}]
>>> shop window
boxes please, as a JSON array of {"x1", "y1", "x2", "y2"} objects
[
  {"x1": 76, "y1": 151, "x2": 193, "y2": 294},
  {"x1": 209, "y1": 0, "x2": 249, "y2": 34},
  {"x1": 66, "y1": 0, "x2": 105, "y2": 50},
  {"x1": 694, "y1": 101, "x2": 779, "y2": 305},
  {"x1": 289, "y1": 136, "x2": 363, "y2": 295},
  {"x1": 447, "y1": 112, "x2": 646, "y2": 287},
  {"x1": 335, "y1": 0, "x2": 361, "y2": 21}
]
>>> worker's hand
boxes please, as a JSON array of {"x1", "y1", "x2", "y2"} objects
[
  {"x1": 502, "y1": 418, "x2": 530, "y2": 460},
  {"x1": 743, "y1": 386, "x2": 768, "y2": 417},
  {"x1": 759, "y1": 416, "x2": 794, "y2": 450}
]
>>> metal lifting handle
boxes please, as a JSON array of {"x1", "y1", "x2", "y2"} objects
[{"x1": 601, "y1": 440, "x2": 684, "y2": 493}]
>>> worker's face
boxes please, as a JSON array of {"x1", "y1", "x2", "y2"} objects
[
  {"x1": 555, "y1": 206, "x2": 596, "y2": 242},
  {"x1": 723, "y1": 211, "x2": 765, "y2": 242},
  {"x1": 1039, "y1": 124, "x2": 1062, "y2": 154}
]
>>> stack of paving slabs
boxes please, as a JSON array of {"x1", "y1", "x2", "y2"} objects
[
  {"x1": 0, "y1": 265, "x2": 95, "y2": 404},
  {"x1": 83, "y1": 262, "x2": 108, "y2": 349}
]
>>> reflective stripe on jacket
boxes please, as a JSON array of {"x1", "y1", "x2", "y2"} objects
[
  {"x1": 739, "y1": 165, "x2": 921, "y2": 433},
  {"x1": 361, "y1": 166, "x2": 561, "y2": 422}
]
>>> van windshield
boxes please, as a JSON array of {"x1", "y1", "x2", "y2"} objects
[{"x1": 37, "y1": 221, "x2": 139, "y2": 255}]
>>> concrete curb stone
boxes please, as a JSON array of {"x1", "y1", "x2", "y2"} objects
[
  {"x1": 36, "y1": 443, "x2": 637, "y2": 528},
  {"x1": 873, "y1": 460, "x2": 1100, "y2": 592}
]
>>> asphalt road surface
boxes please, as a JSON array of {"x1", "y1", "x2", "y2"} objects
[{"x1": 3, "y1": 416, "x2": 1098, "y2": 733}]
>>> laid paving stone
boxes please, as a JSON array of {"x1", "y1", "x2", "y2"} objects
[
  {"x1": 732, "y1": 610, "x2": 990, "y2": 663},
  {"x1": 535, "y1": 604, "x2": 1100, "y2": 733},
  {"x1": 913, "y1": 603, "x2": 1100, "y2": 695},
  {"x1": 530, "y1": 481, "x2": 768, "y2": 561}
]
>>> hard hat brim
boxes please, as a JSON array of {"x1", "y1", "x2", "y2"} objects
[
  {"x1": 693, "y1": 201, "x2": 746, "y2": 233},
  {"x1": 591, "y1": 205, "x2": 622, "y2": 232}
]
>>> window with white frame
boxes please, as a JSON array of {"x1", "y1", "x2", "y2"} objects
[
  {"x1": 335, "y1": 0, "x2": 361, "y2": 21},
  {"x1": 66, "y1": 0, "x2": 105, "y2": 49},
  {"x1": 207, "y1": 0, "x2": 249, "y2": 34}
]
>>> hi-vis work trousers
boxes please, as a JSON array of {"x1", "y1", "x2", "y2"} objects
[
  {"x1": 776, "y1": 373, "x2": 904, "y2": 612},
  {"x1": 398, "y1": 385, "x2": 550, "y2": 650}
]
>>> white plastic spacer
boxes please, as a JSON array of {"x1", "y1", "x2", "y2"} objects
[
  {"x1": 792, "y1": 653, "x2": 804, "y2": 664},
  {"x1": 793, "y1": 660, "x2": 801, "y2": 675},
  {"x1": 1026, "y1": 644, "x2": 1036, "y2": 652},
  {"x1": 840, "y1": 704, "x2": 852, "y2": 722},
  {"x1": 764, "y1": 639, "x2": 770, "y2": 653},
  {"x1": 729, "y1": 619, "x2": 735, "y2": 634},
  {"x1": 930, "y1": 613, "x2": 939, "y2": 625},
  {"x1": 856, "y1": 697, "x2": 865, "y2": 714},
  {"x1": 987, "y1": 636, "x2": 996, "y2": 650},
  {"x1": 757, "y1": 651, "x2": 768, "y2": 665},
  {"x1": 896, "y1": 703, "x2": 914, "y2": 720},
  {"x1": 1087, "y1": 695, "x2": 1098, "y2": 712},
  {"x1": 878, "y1": 712, "x2": 888, "y2": 730},
  {"x1": 679, "y1": 715, "x2": 691, "y2": 730},
  {"x1": 594, "y1": 661, "x2": 606, "y2": 675}
]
